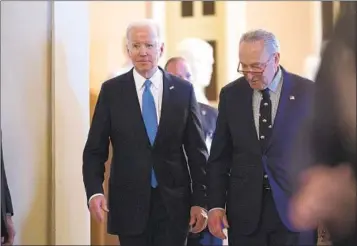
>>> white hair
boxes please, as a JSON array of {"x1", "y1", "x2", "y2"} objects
[
  {"x1": 240, "y1": 29, "x2": 280, "y2": 55},
  {"x1": 176, "y1": 38, "x2": 213, "y2": 63},
  {"x1": 126, "y1": 19, "x2": 162, "y2": 45}
]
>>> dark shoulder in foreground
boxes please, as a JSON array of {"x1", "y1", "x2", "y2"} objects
[
  {"x1": 101, "y1": 69, "x2": 133, "y2": 88},
  {"x1": 220, "y1": 76, "x2": 249, "y2": 95},
  {"x1": 288, "y1": 71, "x2": 314, "y2": 87}
]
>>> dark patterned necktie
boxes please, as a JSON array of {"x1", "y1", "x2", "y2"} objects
[{"x1": 259, "y1": 88, "x2": 272, "y2": 153}]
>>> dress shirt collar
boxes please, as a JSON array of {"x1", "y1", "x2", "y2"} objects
[
  {"x1": 266, "y1": 67, "x2": 282, "y2": 93},
  {"x1": 133, "y1": 67, "x2": 163, "y2": 90}
]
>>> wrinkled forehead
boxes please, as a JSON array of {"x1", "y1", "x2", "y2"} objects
[
  {"x1": 239, "y1": 40, "x2": 269, "y2": 64},
  {"x1": 128, "y1": 26, "x2": 159, "y2": 43}
]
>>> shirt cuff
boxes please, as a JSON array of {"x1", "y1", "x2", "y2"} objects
[
  {"x1": 88, "y1": 193, "x2": 104, "y2": 204},
  {"x1": 208, "y1": 207, "x2": 225, "y2": 214}
]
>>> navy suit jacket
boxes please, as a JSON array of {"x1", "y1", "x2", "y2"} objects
[
  {"x1": 198, "y1": 103, "x2": 218, "y2": 140},
  {"x1": 83, "y1": 67, "x2": 208, "y2": 236},
  {"x1": 207, "y1": 67, "x2": 314, "y2": 234}
]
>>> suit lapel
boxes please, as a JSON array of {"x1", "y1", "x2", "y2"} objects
[
  {"x1": 153, "y1": 68, "x2": 173, "y2": 148},
  {"x1": 123, "y1": 69, "x2": 152, "y2": 147},
  {"x1": 240, "y1": 83, "x2": 261, "y2": 154},
  {"x1": 266, "y1": 70, "x2": 295, "y2": 151}
]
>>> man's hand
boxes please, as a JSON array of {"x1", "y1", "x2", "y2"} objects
[
  {"x1": 89, "y1": 195, "x2": 109, "y2": 223},
  {"x1": 3, "y1": 215, "x2": 15, "y2": 245},
  {"x1": 208, "y1": 209, "x2": 229, "y2": 240},
  {"x1": 290, "y1": 164, "x2": 356, "y2": 236},
  {"x1": 189, "y1": 206, "x2": 208, "y2": 233}
]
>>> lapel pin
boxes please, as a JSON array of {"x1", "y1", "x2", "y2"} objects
[
  {"x1": 201, "y1": 110, "x2": 206, "y2": 116},
  {"x1": 169, "y1": 86, "x2": 174, "y2": 90},
  {"x1": 289, "y1": 95, "x2": 295, "y2": 100}
]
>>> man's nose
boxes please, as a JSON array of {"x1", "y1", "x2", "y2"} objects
[
  {"x1": 246, "y1": 73, "x2": 254, "y2": 81},
  {"x1": 138, "y1": 46, "x2": 148, "y2": 56}
]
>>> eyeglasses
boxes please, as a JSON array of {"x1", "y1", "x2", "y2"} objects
[{"x1": 237, "y1": 54, "x2": 275, "y2": 76}]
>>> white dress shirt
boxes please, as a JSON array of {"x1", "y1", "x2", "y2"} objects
[
  {"x1": 88, "y1": 68, "x2": 164, "y2": 203},
  {"x1": 208, "y1": 68, "x2": 283, "y2": 214}
]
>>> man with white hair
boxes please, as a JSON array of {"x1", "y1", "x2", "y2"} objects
[
  {"x1": 207, "y1": 29, "x2": 316, "y2": 245},
  {"x1": 83, "y1": 19, "x2": 208, "y2": 246}
]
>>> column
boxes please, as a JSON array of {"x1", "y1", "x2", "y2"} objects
[
  {"x1": 51, "y1": 1, "x2": 91, "y2": 244},
  {"x1": 222, "y1": 1, "x2": 247, "y2": 84}
]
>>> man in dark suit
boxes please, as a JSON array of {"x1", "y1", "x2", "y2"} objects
[
  {"x1": 206, "y1": 29, "x2": 315, "y2": 246},
  {"x1": 165, "y1": 57, "x2": 222, "y2": 246},
  {"x1": 82, "y1": 19, "x2": 208, "y2": 246},
  {"x1": 1, "y1": 131, "x2": 15, "y2": 245}
]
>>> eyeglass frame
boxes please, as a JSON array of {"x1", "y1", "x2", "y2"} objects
[{"x1": 237, "y1": 53, "x2": 276, "y2": 76}]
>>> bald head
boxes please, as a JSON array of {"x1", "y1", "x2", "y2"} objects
[{"x1": 165, "y1": 57, "x2": 192, "y2": 81}]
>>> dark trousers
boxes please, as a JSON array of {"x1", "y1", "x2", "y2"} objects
[
  {"x1": 228, "y1": 189, "x2": 315, "y2": 246},
  {"x1": 119, "y1": 188, "x2": 188, "y2": 246}
]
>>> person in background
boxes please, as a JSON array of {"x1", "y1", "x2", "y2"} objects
[
  {"x1": 206, "y1": 29, "x2": 316, "y2": 246},
  {"x1": 82, "y1": 19, "x2": 208, "y2": 246},
  {"x1": 165, "y1": 56, "x2": 221, "y2": 246},
  {"x1": 290, "y1": 8, "x2": 356, "y2": 246},
  {"x1": 1, "y1": 130, "x2": 15, "y2": 245}
]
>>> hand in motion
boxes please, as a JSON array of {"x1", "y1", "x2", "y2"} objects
[
  {"x1": 208, "y1": 209, "x2": 229, "y2": 240},
  {"x1": 89, "y1": 195, "x2": 109, "y2": 223},
  {"x1": 189, "y1": 206, "x2": 208, "y2": 233},
  {"x1": 290, "y1": 164, "x2": 356, "y2": 236}
]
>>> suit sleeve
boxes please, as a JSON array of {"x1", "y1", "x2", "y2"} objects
[
  {"x1": 1, "y1": 147, "x2": 13, "y2": 215},
  {"x1": 183, "y1": 85, "x2": 209, "y2": 208},
  {"x1": 207, "y1": 88, "x2": 233, "y2": 210},
  {"x1": 82, "y1": 83, "x2": 111, "y2": 201}
]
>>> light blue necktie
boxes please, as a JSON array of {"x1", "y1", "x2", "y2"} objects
[{"x1": 142, "y1": 80, "x2": 158, "y2": 188}]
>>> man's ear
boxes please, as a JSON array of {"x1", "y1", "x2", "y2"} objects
[
  {"x1": 274, "y1": 52, "x2": 281, "y2": 66},
  {"x1": 159, "y1": 43, "x2": 165, "y2": 58}
]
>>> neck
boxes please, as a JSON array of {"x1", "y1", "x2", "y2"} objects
[
  {"x1": 136, "y1": 67, "x2": 158, "y2": 79},
  {"x1": 193, "y1": 86, "x2": 209, "y2": 104}
]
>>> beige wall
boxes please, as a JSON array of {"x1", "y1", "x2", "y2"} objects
[
  {"x1": 1, "y1": 1, "x2": 91, "y2": 244},
  {"x1": 165, "y1": 1, "x2": 226, "y2": 101},
  {"x1": 89, "y1": 1, "x2": 147, "y2": 93},
  {"x1": 244, "y1": 1, "x2": 322, "y2": 76},
  {"x1": 164, "y1": 1, "x2": 322, "y2": 103},
  {"x1": 52, "y1": 1, "x2": 91, "y2": 244},
  {"x1": 1, "y1": 1, "x2": 52, "y2": 244}
]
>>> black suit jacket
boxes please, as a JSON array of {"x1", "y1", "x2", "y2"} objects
[
  {"x1": 1, "y1": 144, "x2": 14, "y2": 238},
  {"x1": 83, "y1": 67, "x2": 208, "y2": 236},
  {"x1": 207, "y1": 67, "x2": 314, "y2": 235},
  {"x1": 198, "y1": 103, "x2": 218, "y2": 140}
]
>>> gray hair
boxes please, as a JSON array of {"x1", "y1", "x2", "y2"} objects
[
  {"x1": 126, "y1": 19, "x2": 162, "y2": 45},
  {"x1": 240, "y1": 29, "x2": 280, "y2": 55}
]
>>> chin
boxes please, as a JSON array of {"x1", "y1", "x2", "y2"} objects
[{"x1": 249, "y1": 83, "x2": 263, "y2": 90}]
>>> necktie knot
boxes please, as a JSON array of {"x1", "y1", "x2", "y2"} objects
[
  {"x1": 144, "y1": 80, "x2": 152, "y2": 90},
  {"x1": 260, "y1": 88, "x2": 270, "y2": 100}
]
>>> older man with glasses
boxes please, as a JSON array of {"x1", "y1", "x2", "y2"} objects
[{"x1": 206, "y1": 29, "x2": 316, "y2": 246}]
